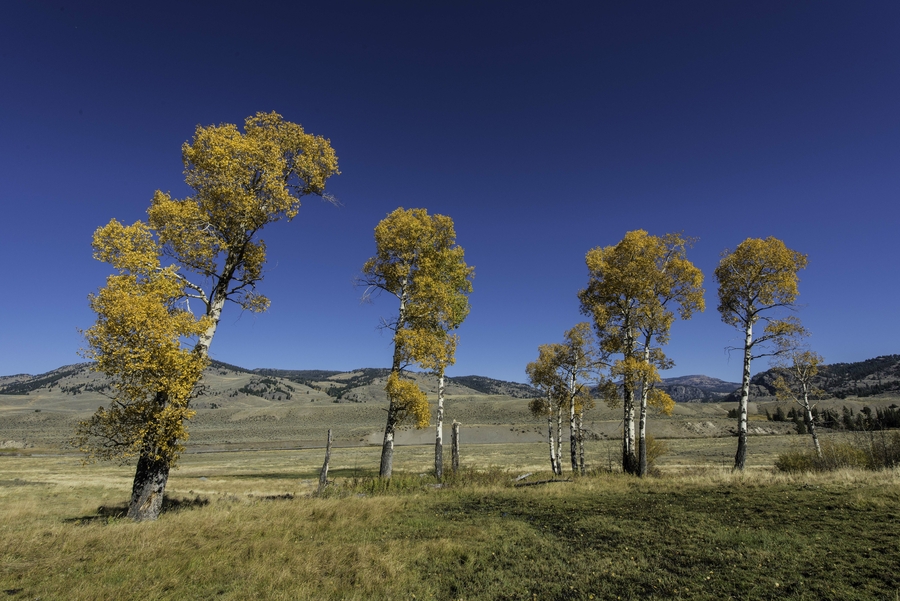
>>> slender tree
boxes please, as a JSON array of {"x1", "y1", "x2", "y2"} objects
[
  {"x1": 715, "y1": 237, "x2": 808, "y2": 471},
  {"x1": 527, "y1": 343, "x2": 566, "y2": 475},
  {"x1": 359, "y1": 208, "x2": 473, "y2": 478},
  {"x1": 78, "y1": 112, "x2": 339, "y2": 520},
  {"x1": 419, "y1": 335, "x2": 460, "y2": 481},
  {"x1": 558, "y1": 324, "x2": 603, "y2": 474},
  {"x1": 773, "y1": 340, "x2": 824, "y2": 458},
  {"x1": 579, "y1": 230, "x2": 703, "y2": 475},
  {"x1": 633, "y1": 235, "x2": 704, "y2": 475}
]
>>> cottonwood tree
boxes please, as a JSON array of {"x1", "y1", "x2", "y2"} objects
[
  {"x1": 558, "y1": 323, "x2": 603, "y2": 474},
  {"x1": 773, "y1": 337, "x2": 824, "y2": 458},
  {"x1": 527, "y1": 343, "x2": 566, "y2": 475},
  {"x1": 78, "y1": 112, "x2": 339, "y2": 520},
  {"x1": 527, "y1": 324, "x2": 609, "y2": 475},
  {"x1": 416, "y1": 332, "x2": 461, "y2": 481},
  {"x1": 359, "y1": 208, "x2": 473, "y2": 478},
  {"x1": 715, "y1": 237, "x2": 808, "y2": 471},
  {"x1": 633, "y1": 236, "x2": 704, "y2": 476},
  {"x1": 579, "y1": 230, "x2": 704, "y2": 475}
]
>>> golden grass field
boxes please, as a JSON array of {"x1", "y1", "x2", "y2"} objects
[{"x1": 3, "y1": 384, "x2": 900, "y2": 599}]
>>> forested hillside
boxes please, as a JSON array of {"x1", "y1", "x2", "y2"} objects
[{"x1": 724, "y1": 355, "x2": 900, "y2": 401}]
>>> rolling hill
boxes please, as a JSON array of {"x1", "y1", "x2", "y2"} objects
[{"x1": 723, "y1": 355, "x2": 900, "y2": 402}]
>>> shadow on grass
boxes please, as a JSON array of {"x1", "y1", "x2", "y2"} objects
[
  {"x1": 64, "y1": 495, "x2": 210, "y2": 524},
  {"x1": 248, "y1": 493, "x2": 295, "y2": 501},
  {"x1": 0, "y1": 478, "x2": 53, "y2": 487},
  {"x1": 223, "y1": 467, "x2": 379, "y2": 480}
]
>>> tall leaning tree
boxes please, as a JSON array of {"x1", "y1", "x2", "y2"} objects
[
  {"x1": 359, "y1": 208, "x2": 473, "y2": 479},
  {"x1": 77, "y1": 112, "x2": 339, "y2": 520},
  {"x1": 715, "y1": 236, "x2": 807, "y2": 471},
  {"x1": 579, "y1": 230, "x2": 703, "y2": 476}
]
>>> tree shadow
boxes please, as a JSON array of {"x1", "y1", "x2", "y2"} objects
[{"x1": 63, "y1": 495, "x2": 210, "y2": 524}]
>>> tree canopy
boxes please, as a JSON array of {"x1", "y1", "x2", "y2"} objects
[{"x1": 360, "y1": 207, "x2": 473, "y2": 477}]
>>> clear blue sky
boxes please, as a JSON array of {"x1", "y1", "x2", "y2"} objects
[{"x1": 1, "y1": 1, "x2": 898, "y2": 383}]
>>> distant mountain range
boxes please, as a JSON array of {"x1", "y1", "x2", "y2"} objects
[
  {"x1": 0, "y1": 361, "x2": 543, "y2": 402},
  {"x1": 723, "y1": 354, "x2": 900, "y2": 402},
  {"x1": 655, "y1": 375, "x2": 741, "y2": 403},
  {"x1": 3, "y1": 355, "x2": 898, "y2": 404}
]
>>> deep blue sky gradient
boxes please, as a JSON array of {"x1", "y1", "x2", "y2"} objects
[{"x1": 1, "y1": 1, "x2": 898, "y2": 383}]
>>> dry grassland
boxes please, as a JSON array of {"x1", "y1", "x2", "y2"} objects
[{"x1": 3, "y1": 390, "x2": 900, "y2": 599}]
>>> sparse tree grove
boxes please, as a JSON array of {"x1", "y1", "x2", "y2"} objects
[
  {"x1": 79, "y1": 112, "x2": 824, "y2": 502},
  {"x1": 527, "y1": 323, "x2": 607, "y2": 475}
]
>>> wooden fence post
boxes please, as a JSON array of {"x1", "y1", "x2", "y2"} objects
[
  {"x1": 451, "y1": 421, "x2": 460, "y2": 473},
  {"x1": 318, "y1": 429, "x2": 333, "y2": 495}
]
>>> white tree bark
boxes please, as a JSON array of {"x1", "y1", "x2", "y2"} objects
[
  {"x1": 569, "y1": 372, "x2": 578, "y2": 473},
  {"x1": 734, "y1": 321, "x2": 753, "y2": 471},
  {"x1": 434, "y1": 370, "x2": 445, "y2": 480},
  {"x1": 546, "y1": 398, "x2": 559, "y2": 475},
  {"x1": 577, "y1": 407, "x2": 585, "y2": 475},
  {"x1": 621, "y1": 322, "x2": 638, "y2": 474},
  {"x1": 800, "y1": 385, "x2": 823, "y2": 459},
  {"x1": 638, "y1": 389, "x2": 649, "y2": 477},
  {"x1": 195, "y1": 281, "x2": 227, "y2": 359},
  {"x1": 556, "y1": 400, "x2": 564, "y2": 476},
  {"x1": 637, "y1": 342, "x2": 650, "y2": 477}
]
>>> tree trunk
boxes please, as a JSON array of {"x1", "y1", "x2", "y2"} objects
[
  {"x1": 637, "y1": 343, "x2": 652, "y2": 477},
  {"x1": 195, "y1": 252, "x2": 241, "y2": 357},
  {"x1": 622, "y1": 383, "x2": 637, "y2": 475},
  {"x1": 318, "y1": 429, "x2": 333, "y2": 494},
  {"x1": 451, "y1": 421, "x2": 460, "y2": 472},
  {"x1": 556, "y1": 400, "x2": 564, "y2": 476},
  {"x1": 126, "y1": 391, "x2": 173, "y2": 521},
  {"x1": 546, "y1": 400, "x2": 558, "y2": 475},
  {"x1": 127, "y1": 446, "x2": 170, "y2": 521},
  {"x1": 124, "y1": 279, "x2": 229, "y2": 522},
  {"x1": 621, "y1": 323, "x2": 638, "y2": 475},
  {"x1": 638, "y1": 384, "x2": 649, "y2": 477},
  {"x1": 569, "y1": 373, "x2": 578, "y2": 473},
  {"x1": 380, "y1": 403, "x2": 398, "y2": 478},
  {"x1": 577, "y1": 407, "x2": 585, "y2": 475},
  {"x1": 380, "y1": 283, "x2": 408, "y2": 479},
  {"x1": 801, "y1": 389, "x2": 823, "y2": 459},
  {"x1": 733, "y1": 322, "x2": 754, "y2": 471},
  {"x1": 435, "y1": 370, "x2": 445, "y2": 481}
]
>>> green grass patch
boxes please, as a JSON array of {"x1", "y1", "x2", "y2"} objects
[{"x1": 2, "y1": 468, "x2": 899, "y2": 600}]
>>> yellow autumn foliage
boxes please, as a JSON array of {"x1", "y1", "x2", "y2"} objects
[
  {"x1": 715, "y1": 237, "x2": 808, "y2": 328},
  {"x1": 79, "y1": 112, "x2": 338, "y2": 469},
  {"x1": 384, "y1": 372, "x2": 430, "y2": 429},
  {"x1": 77, "y1": 269, "x2": 209, "y2": 464}
]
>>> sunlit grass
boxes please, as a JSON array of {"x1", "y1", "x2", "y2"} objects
[{"x1": 2, "y1": 447, "x2": 899, "y2": 600}]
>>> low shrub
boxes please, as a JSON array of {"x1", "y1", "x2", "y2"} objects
[
  {"x1": 853, "y1": 430, "x2": 900, "y2": 469},
  {"x1": 645, "y1": 435, "x2": 668, "y2": 470},
  {"x1": 775, "y1": 432, "x2": 900, "y2": 473}
]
